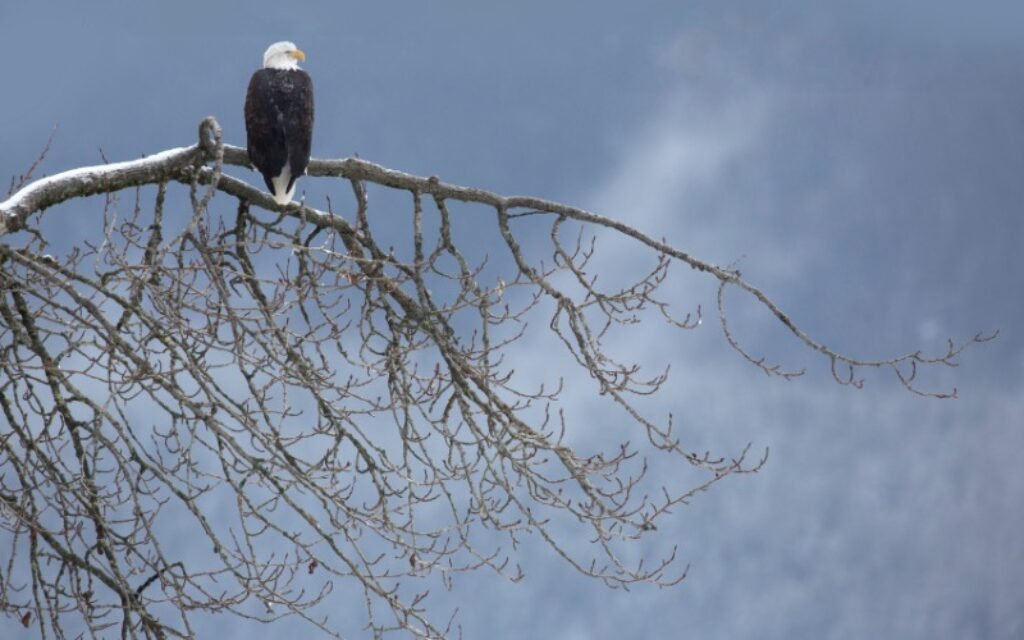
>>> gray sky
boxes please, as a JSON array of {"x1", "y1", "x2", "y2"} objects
[{"x1": 2, "y1": 2, "x2": 1022, "y2": 638}]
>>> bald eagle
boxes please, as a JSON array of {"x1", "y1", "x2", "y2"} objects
[{"x1": 245, "y1": 41, "x2": 314, "y2": 205}]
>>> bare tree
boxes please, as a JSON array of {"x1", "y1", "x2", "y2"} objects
[{"x1": 0, "y1": 118, "x2": 992, "y2": 638}]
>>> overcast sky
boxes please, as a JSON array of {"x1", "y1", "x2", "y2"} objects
[{"x1": 2, "y1": 2, "x2": 1022, "y2": 638}]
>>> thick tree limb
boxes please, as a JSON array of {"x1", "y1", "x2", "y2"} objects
[
  {"x1": 1, "y1": 144, "x2": 202, "y2": 234},
  {"x1": 1, "y1": 116, "x2": 993, "y2": 398}
]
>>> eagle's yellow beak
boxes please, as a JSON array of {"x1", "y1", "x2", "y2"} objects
[{"x1": 290, "y1": 49, "x2": 306, "y2": 62}]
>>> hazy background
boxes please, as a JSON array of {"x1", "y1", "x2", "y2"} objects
[{"x1": 2, "y1": 2, "x2": 1022, "y2": 638}]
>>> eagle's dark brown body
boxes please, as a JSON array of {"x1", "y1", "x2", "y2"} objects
[{"x1": 244, "y1": 68, "x2": 314, "y2": 203}]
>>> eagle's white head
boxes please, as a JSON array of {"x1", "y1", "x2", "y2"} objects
[{"x1": 262, "y1": 41, "x2": 306, "y2": 70}]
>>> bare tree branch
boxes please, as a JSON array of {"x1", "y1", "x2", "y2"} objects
[
  {"x1": 0, "y1": 117, "x2": 991, "y2": 638},
  {"x1": 3, "y1": 118, "x2": 994, "y2": 398}
]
